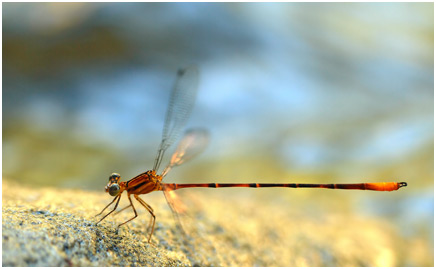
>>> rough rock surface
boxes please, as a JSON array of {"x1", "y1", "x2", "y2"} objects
[{"x1": 3, "y1": 180, "x2": 410, "y2": 266}]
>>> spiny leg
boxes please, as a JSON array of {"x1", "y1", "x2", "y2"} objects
[
  {"x1": 96, "y1": 195, "x2": 119, "y2": 217},
  {"x1": 134, "y1": 195, "x2": 156, "y2": 243},
  {"x1": 134, "y1": 196, "x2": 155, "y2": 233},
  {"x1": 117, "y1": 194, "x2": 138, "y2": 227},
  {"x1": 96, "y1": 195, "x2": 121, "y2": 224},
  {"x1": 114, "y1": 204, "x2": 132, "y2": 216},
  {"x1": 145, "y1": 213, "x2": 154, "y2": 234}
]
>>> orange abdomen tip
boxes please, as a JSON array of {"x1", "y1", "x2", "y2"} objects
[{"x1": 364, "y1": 182, "x2": 407, "y2": 191}]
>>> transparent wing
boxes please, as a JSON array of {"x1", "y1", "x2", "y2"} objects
[
  {"x1": 160, "y1": 129, "x2": 213, "y2": 262},
  {"x1": 163, "y1": 186, "x2": 189, "y2": 222},
  {"x1": 153, "y1": 66, "x2": 200, "y2": 172},
  {"x1": 162, "y1": 183, "x2": 215, "y2": 264},
  {"x1": 161, "y1": 128, "x2": 209, "y2": 178},
  {"x1": 162, "y1": 184, "x2": 199, "y2": 254}
]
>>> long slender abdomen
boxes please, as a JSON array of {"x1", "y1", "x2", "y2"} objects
[{"x1": 163, "y1": 182, "x2": 407, "y2": 192}]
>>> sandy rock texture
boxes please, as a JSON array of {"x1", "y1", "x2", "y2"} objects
[{"x1": 2, "y1": 180, "x2": 411, "y2": 266}]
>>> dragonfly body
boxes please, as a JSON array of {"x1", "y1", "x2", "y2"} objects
[
  {"x1": 164, "y1": 181, "x2": 407, "y2": 192},
  {"x1": 125, "y1": 170, "x2": 163, "y2": 194},
  {"x1": 96, "y1": 66, "x2": 407, "y2": 243}
]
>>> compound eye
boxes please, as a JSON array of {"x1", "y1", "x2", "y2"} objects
[
  {"x1": 108, "y1": 184, "x2": 120, "y2": 196},
  {"x1": 109, "y1": 173, "x2": 120, "y2": 181}
]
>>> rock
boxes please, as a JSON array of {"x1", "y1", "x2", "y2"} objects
[{"x1": 2, "y1": 180, "x2": 408, "y2": 266}]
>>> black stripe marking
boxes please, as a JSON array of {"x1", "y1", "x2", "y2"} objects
[
  {"x1": 127, "y1": 172, "x2": 148, "y2": 184},
  {"x1": 130, "y1": 181, "x2": 148, "y2": 192}
]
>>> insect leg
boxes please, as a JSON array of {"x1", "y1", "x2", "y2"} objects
[
  {"x1": 117, "y1": 194, "x2": 138, "y2": 227},
  {"x1": 95, "y1": 195, "x2": 119, "y2": 217},
  {"x1": 114, "y1": 204, "x2": 132, "y2": 216},
  {"x1": 96, "y1": 195, "x2": 122, "y2": 224},
  {"x1": 134, "y1": 195, "x2": 156, "y2": 243}
]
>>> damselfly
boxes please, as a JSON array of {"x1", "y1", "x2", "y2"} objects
[{"x1": 96, "y1": 66, "x2": 407, "y2": 242}]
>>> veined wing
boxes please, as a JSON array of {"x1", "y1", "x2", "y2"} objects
[
  {"x1": 161, "y1": 128, "x2": 209, "y2": 178},
  {"x1": 153, "y1": 66, "x2": 200, "y2": 172},
  {"x1": 160, "y1": 128, "x2": 209, "y2": 255}
]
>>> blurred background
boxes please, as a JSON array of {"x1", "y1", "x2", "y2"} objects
[{"x1": 2, "y1": 2, "x2": 433, "y2": 266}]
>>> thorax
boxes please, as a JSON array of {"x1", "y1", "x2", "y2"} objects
[{"x1": 125, "y1": 170, "x2": 163, "y2": 194}]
